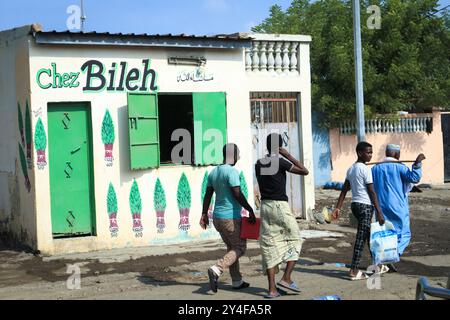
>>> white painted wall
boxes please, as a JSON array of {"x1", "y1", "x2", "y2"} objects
[
  {"x1": 0, "y1": 27, "x2": 37, "y2": 247},
  {"x1": 0, "y1": 30, "x2": 314, "y2": 255},
  {"x1": 29, "y1": 42, "x2": 255, "y2": 254}
]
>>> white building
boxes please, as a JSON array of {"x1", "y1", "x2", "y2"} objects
[{"x1": 0, "y1": 24, "x2": 314, "y2": 255}]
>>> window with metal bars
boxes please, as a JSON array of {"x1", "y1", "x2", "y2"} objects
[{"x1": 250, "y1": 93, "x2": 298, "y2": 124}]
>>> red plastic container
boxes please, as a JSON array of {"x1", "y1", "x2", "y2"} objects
[{"x1": 240, "y1": 217, "x2": 261, "y2": 240}]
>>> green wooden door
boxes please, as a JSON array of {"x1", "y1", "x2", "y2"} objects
[{"x1": 48, "y1": 103, "x2": 95, "y2": 237}]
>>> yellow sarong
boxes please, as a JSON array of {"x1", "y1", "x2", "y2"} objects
[{"x1": 259, "y1": 200, "x2": 303, "y2": 272}]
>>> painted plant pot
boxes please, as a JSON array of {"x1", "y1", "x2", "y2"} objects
[
  {"x1": 104, "y1": 143, "x2": 114, "y2": 166},
  {"x1": 132, "y1": 213, "x2": 143, "y2": 237},
  {"x1": 36, "y1": 149, "x2": 47, "y2": 169},
  {"x1": 108, "y1": 212, "x2": 119, "y2": 237},
  {"x1": 156, "y1": 211, "x2": 165, "y2": 234},
  {"x1": 178, "y1": 208, "x2": 190, "y2": 231}
]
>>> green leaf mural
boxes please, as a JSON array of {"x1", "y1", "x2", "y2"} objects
[
  {"x1": 201, "y1": 171, "x2": 215, "y2": 206},
  {"x1": 107, "y1": 183, "x2": 118, "y2": 214},
  {"x1": 17, "y1": 103, "x2": 24, "y2": 146},
  {"x1": 154, "y1": 178, "x2": 167, "y2": 211},
  {"x1": 129, "y1": 179, "x2": 142, "y2": 214},
  {"x1": 201, "y1": 171, "x2": 208, "y2": 204},
  {"x1": 177, "y1": 173, "x2": 191, "y2": 209},
  {"x1": 25, "y1": 101, "x2": 32, "y2": 168},
  {"x1": 25, "y1": 101, "x2": 32, "y2": 146},
  {"x1": 34, "y1": 118, "x2": 47, "y2": 151},
  {"x1": 101, "y1": 109, "x2": 115, "y2": 145},
  {"x1": 239, "y1": 171, "x2": 248, "y2": 199},
  {"x1": 19, "y1": 143, "x2": 30, "y2": 192}
]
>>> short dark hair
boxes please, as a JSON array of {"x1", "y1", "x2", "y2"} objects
[
  {"x1": 356, "y1": 141, "x2": 372, "y2": 153},
  {"x1": 223, "y1": 143, "x2": 239, "y2": 160},
  {"x1": 267, "y1": 133, "x2": 283, "y2": 153}
]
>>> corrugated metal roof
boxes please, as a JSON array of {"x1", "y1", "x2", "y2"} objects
[
  {"x1": 29, "y1": 25, "x2": 253, "y2": 49},
  {"x1": 36, "y1": 30, "x2": 251, "y2": 40}
]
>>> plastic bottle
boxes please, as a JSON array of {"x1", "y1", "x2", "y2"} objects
[{"x1": 312, "y1": 295, "x2": 341, "y2": 300}]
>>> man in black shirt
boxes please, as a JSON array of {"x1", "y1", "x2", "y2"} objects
[{"x1": 255, "y1": 133, "x2": 309, "y2": 298}]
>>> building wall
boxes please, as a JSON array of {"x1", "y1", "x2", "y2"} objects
[
  {"x1": 246, "y1": 42, "x2": 315, "y2": 219},
  {"x1": 329, "y1": 111, "x2": 444, "y2": 184},
  {"x1": 312, "y1": 112, "x2": 331, "y2": 187},
  {"x1": 0, "y1": 27, "x2": 37, "y2": 248},
  {"x1": 29, "y1": 42, "x2": 256, "y2": 254}
]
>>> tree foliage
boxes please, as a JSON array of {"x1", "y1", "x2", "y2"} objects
[{"x1": 253, "y1": 0, "x2": 450, "y2": 126}]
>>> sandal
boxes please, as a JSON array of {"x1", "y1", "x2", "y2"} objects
[
  {"x1": 348, "y1": 270, "x2": 369, "y2": 281},
  {"x1": 264, "y1": 291, "x2": 281, "y2": 299},
  {"x1": 277, "y1": 280, "x2": 301, "y2": 293},
  {"x1": 366, "y1": 265, "x2": 390, "y2": 275}
]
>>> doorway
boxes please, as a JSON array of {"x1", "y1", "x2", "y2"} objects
[{"x1": 250, "y1": 92, "x2": 303, "y2": 217}]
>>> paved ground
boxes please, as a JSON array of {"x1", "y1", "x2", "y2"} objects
[{"x1": 0, "y1": 186, "x2": 449, "y2": 300}]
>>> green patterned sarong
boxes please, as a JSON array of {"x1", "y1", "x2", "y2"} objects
[{"x1": 259, "y1": 200, "x2": 303, "y2": 273}]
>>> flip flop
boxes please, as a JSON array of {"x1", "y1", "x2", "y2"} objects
[
  {"x1": 264, "y1": 291, "x2": 281, "y2": 299},
  {"x1": 378, "y1": 265, "x2": 390, "y2": 274},
  {"x1": 277, "y1": 280, "x2": 301, "y2": 293},
  {"x1": 348, "y1": 270, "x2": 369, "y2": 281},
  {"x1": 366, "y1": 265, "x2": 390, "y2": 275}
]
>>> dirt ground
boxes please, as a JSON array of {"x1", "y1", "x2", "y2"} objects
[{"x1": 0, "y1": 186, "x2": 449, "y2": 300}]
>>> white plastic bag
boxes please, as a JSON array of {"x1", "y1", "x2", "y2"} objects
[{"x1": 370, "y1": 221, "x2": 400, "y2": 265}]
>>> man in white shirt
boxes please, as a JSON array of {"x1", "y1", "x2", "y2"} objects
[{"x1": 332, "y1": 142, "x2": 385, "y2": 280}]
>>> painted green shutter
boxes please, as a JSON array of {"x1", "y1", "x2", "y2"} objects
[
  {"x1": 128, "y1": 93, "x2": 160, "y2": 169},
  {"x1": 193, "y1": 92, "x2": 227, "y2": 165}
]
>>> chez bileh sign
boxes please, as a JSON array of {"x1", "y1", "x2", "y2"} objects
[{"x1": 36, "y1": 59, "x2": 158, "y2": 92}]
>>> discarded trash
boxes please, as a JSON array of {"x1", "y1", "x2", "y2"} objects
[
  {"x1": 312, "y1": 295, "x2": 341, "y2": 300},
  {"x1": 323, "y1": 263, "x2": 346, "y2": 268},
  {"x1": 192, "y1": 272, "x2": 203, "y2": 277},
  {"x1": 313, "y1": 210, "x2": 325, "y2": 224},
  {"x1": 323, "y1": 207, "x2": 332, "y2": 223}
]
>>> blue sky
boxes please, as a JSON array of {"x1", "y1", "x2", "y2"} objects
[{"x1": 0, "y1": 0, "x2": 449, "y2": 35}]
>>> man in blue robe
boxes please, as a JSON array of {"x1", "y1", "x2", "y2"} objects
[{"x1": 372, "y1": 144, "x2": 425, "y2": 269}]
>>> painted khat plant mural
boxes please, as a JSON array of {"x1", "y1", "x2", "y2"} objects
[
  {"x1": 107, "y1": 183, "x2": 119, "y2": 237},
  {"x1": 240, "y1": 171, "x2": 249, "y2": 217},
  {"x1": 201, "y1": 171, "x2": 214, "y2": 228},
  {"x1": 101, "y1": 109, "x2": 115, "y2": 166},
  {"x1": 177, "y1": 173, "x2": 191, "y2": 231},
  {"x1": 25, "y1": 101, "x2": 32, "y2": 169},
  {"x1": 129, "y1": 179, "x2": 143, "y2": 237},
  {"x1": 154, "y1": 178, "x2": 167, "y2": 234},
  {"x1": 18, "y1": 103, "x2": 25, "y2": 147},
  {"x1": 34, "y1": 118, "x2": 47, "y2": 170},
  {"x1": 18, "y1": 143, "x2": 30, "y2": 192}
]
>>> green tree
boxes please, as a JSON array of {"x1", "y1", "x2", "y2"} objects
[{"x1": 253, "y1": 0, "x2": 450, "y2": 126}]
